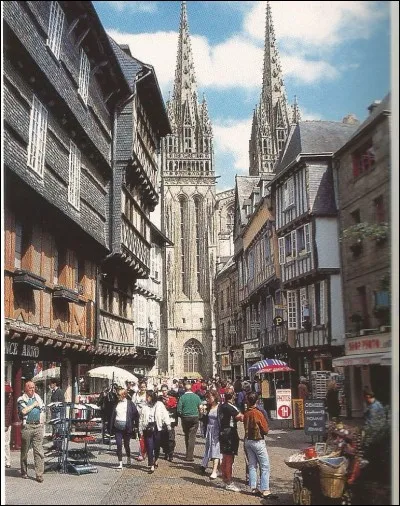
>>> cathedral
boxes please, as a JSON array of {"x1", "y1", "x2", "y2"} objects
[
  {"x1": 159, "y1": 1, "x2": 298, "y2": 379},
  {"x1": 159, "y1": 2, "x2": 218, "y2": 378}
]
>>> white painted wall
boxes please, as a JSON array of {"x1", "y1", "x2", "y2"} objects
[
  {"x1": 330, "y1": 273, "x2": 345, "y2": 345},
  {"x1": 315, "y1": 217, "x2": 341, "y2": 268}
]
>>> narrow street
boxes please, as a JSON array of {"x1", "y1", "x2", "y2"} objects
[{"x1": 5, "y1": 420, "x2": 305, "y2": 505}]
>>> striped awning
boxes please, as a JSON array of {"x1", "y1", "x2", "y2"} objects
[{"x1": 248, "y1": 359, "x2": 294, "y2": 373}]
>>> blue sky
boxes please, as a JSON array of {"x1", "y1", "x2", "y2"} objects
[{"x1": 93, "y1": 1, "x2": 393, "y2": 191}]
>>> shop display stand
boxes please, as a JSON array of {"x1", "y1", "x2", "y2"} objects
[{"x1": 45, "y1": 402, "x2": 98, "y2": 475}]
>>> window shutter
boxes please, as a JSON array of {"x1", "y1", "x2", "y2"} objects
[
  {"x1": 310, "y1": 285, "x2": 316, "y2": 325},
  {"x1": 320, "y1": 281, "x2": 326, "y2": 325},
  {"x1": 287, "y1": 290, "x2": 297, "y2": 330},
  {"x1": 291, "y1": 230, "x2": 297, "y2": 258},
  {"x1": 288, "y1": 177, "x2": 295, "y2": 206},
  {"x1": 304, "y1": 223, "x2": 311, "y2": 252},
  {"x1": 278, "y1": 237, "x2": 285, "y2": 265}
]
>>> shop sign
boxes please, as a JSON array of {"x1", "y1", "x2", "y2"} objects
[
  {"x1": 304, "y1": 399, "x2": 326, "y2": 436},
  {"x1": 345, "y1": 334, "x2": 391, "y2": 355},
  {"x1": 5, "y1": 341, "x2": 40, "y2": 358},
  {"x1": 276, "y1": 389, "x2": 292, "y2": 419},
  {"x1": 221, "y1": 354, "x2": 231, "y2": 370},
  {"x1": 231, "y1": 349, "x2": 243, "y2": 365},
  {"x1": 245, "y1": 342, "x2": 261, "y2": 359}
]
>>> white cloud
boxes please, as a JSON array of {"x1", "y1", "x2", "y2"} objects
[
  {"x1": 107, "y1": 29, "x2": 178, "y2": 95},
  {"x1": 213, "y1": 118, "x2": 253, "y2": 174},
  {"x1": 104, "y1": 1, "x2": 158, "y2": 13},
  {"x1": 244, "y1": 1, "x2": 389, "y2": 47},
  {"x1": 299, "y1": 108, "x2": 324, "y2": 121},
  {"x1": 281, "y1": 55, "x2": 339, "y2": 84},
  {"x1": 107, "y1": 30, "x2": 264, "y2": 94}
]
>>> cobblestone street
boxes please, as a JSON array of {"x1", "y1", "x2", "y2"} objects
[{"x1": 4, "y1": 420, "x2": 309, "y2": 505}]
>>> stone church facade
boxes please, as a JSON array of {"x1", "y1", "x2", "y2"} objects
[{"x1": 159, "y1": 2, "x2": 217, "y2": 378}]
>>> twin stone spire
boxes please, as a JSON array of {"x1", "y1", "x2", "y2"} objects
[{"x1": 166, "y1": 0, "x2": 299, "y2": 176}]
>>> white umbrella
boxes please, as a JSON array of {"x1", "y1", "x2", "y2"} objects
[
  {"x1": 32, "y1": 367, "x2": 60, "y2": 383},
  {"x1": 86, "y1": 366, "x2": 138, "y2": 387}
]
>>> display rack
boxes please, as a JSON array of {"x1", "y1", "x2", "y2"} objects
[{"x1": 44, "y1": 402, "x2": 98, "y2": 475}]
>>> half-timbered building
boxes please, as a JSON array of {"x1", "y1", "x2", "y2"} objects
[{"x1": 270, "y1": 120, "x2": 358, "y2": 376}]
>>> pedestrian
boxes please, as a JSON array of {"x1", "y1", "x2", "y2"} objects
[
  {"x1": 139, "y1": 390, "x2": 171, "y2": 473},
  {"x1": 218, "y1": 380, "x2": 228, "y2": 403},
  {"x1": 5, "y1": 382, "x2": 13, "y2": 468},
  {"x1": 110, "y1": 388, "x2": 139, "y2": 469},
  {"x1": 160, "y1": 385, "x2": 178, "y2": 462},
  {"x1": 325, "y1": 380, "x2": 341, "y2": 421},
  {"x1": 17, "y1": 381, "x2": 45, "y2": 482},
  {"x1": 49, "y1": 379, "x2": 65, "y2": 450},
  {"x1": 133, "y1": 380, "x2": 148, "y2": 461},
  {"x1": 298, "y1": 376, "x2": 309, "y2": 401},
  {"x1": 233, "y1": 376, "x2": 242, "y2": 394},
  {"x1": 217, "y1": 390, "x2": 243, "y2": 492},
  {"x1": 363, "y1": 388, "x2": 385, "y2": 426},
  {"x1": 125, "y1": 380, "x2": 138, "y2": 400},
  {"x1": 177, "y1": 381, "x2": 202, "y2": 462},
  {"x1": 243, "y1": 392, "x2": 278, "y2": 499},
  {"x1": 200, "y1": 390, "x2": 221, "y2": 479}
]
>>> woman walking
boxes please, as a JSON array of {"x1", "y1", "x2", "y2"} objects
[
  {"x1": 110, "y1": 388, "x2": 139, "y2": 469},
  {"x1": 200, "y1": 390, "x2": 221, "y2": 479},
  {"x1": 139, "y1": 390, "x2": 171, "y2": 473},
  {"x1": 243, "y1": 392, "x2": 277, "y2": 499},
  {"x1": 325, "y1": 380, "x2": 341, "y2": 422},
  {"x1": 217, "y1": 390, "x2": 243, "y2": 492}
]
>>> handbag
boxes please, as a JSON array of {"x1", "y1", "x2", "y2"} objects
[{"x1": 144, "y1": 421, "x2": 157, "y2": 434}]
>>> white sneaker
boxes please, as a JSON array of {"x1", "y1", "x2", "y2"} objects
[
  {"x1": 126, "y1": 458, "x2": 132, "y2": 467},
  {"x1": 115, "y1": 462, "x2": 123, "y2": 470},
  {"x1": 210, "y1": 472, "x2": 218, "y2": 480},
  {"x1": 225, "y1": 483, "x2": 240, "y2": 492}
]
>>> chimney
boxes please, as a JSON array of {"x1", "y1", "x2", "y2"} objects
[
  {"x1": 342, "y1": 114, "x2": 359, "y2": 125},
  {"x1": 367, "y1": 100, "x2": 381, "y2": 115}
]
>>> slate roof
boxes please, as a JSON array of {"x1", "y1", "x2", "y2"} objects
[
  {"x1": 334, "y1": 92, "x2": 391, "y2": 155},
  {"x1": 235, "y1": 176, "x2": 259, "y2": 227},
  {"x1": 275, "y1": 121, "x2": 359, "y2": 176},
  {"x1": 109, "y1": 36, "x2": 171, "y2": 136},
  {"x1": 108, "y1": 36, "x2": 142, "y2": 90}
]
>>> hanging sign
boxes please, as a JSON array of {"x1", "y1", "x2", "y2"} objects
[{"x1": 276, "y1": 388, "x2": 292, "y2": 419}]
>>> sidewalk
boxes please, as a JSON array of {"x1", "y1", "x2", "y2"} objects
[{"x1": 3, "y1": 421, "x2": 314, "y2": 505}]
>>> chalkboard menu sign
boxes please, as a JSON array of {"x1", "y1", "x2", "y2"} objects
[{"x1": 304, "y1": 399, "x2": 326, "y2": 436}]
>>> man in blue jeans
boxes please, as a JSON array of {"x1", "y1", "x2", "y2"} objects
[{"x1": 177, "y1": 382, "x2": 201, "y2": 461}]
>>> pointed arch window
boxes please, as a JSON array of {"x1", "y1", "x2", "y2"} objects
[
  {"x1": 227, "y1": 206, "x2": 234, "y2": 233},
  {"x1": 179, "y1": 197, "x2": 188, "y2": 295},
  {"x1": 183, "y1": 339, "x2": 204, "y2": 374},
  {"x1": 194, "y1": 197, "x2": 202, "y2": 291}
]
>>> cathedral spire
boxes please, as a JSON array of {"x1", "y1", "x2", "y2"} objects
[
  {"x1": 172, "y1": 0, "x2": 198, "y2": 124},
  {"x1": 249, "y1": 0, "x2": 291, "y2": 177}
]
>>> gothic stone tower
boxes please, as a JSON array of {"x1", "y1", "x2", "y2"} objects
[
  {"x1": 160, "y1": 1, "x2": 216, "y2": 379},
  {"x1": 249, "y1": 1, "x2": 300, "y2": 178}
]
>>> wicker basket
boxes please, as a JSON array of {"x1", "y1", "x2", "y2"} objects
[
  {"x1": 284, "y1": 454, "x2": 320, "y2": 470},
  {"x1": 320, "y1": 468, "x2": 346, "y2": 498}
]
